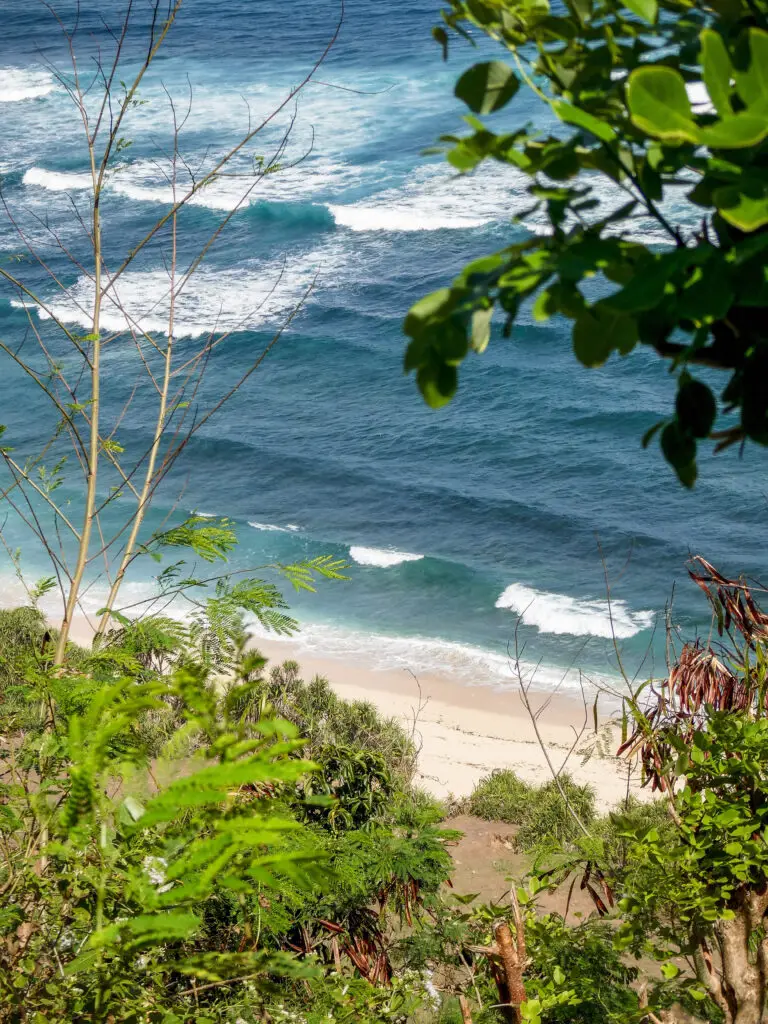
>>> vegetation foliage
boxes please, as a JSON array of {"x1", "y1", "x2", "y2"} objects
[
  {"x1": 3, "y1": 2, "x2": 768, "y2": 1024},
  {"x1": 463, "y1": 769, "x2": 596, "y2": 853},
  {"x1": 404, "y1": 0, "x2": 768, "y2": 485}
]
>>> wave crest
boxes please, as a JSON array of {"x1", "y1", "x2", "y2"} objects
[
  {"x1": 248, "y1": 521, "x2": 300, "y2": 533},
  {"x1": 23, "y1": 167, "x2": 92, "y2": 191},
  {"x1": 21, "y1": 157, "x2": 357, "y2": 212},
  {"x1": 15, "y1": 242, "x2": 344, "y2": 339},
  {"x1": 329, "y1": 204, "x2": 489, "y2": 232},
  {"x1": 0, "y1": 68, "x2": 56, "y2": 103},
  {"x1": 247, "y1": 618, "x2": 607, "y2": 692},
  {"x1": 495, "y1": 583, "x2": 654, "y2": 639},
  {"x1": 349, "y1": 546, "x2": 424, "y2": 567}
]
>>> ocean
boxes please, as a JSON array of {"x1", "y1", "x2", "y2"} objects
[{"x1": 0, "y1": 0, "x2": 763, "y2": 693}]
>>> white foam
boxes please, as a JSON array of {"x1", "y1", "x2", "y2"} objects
[
  {"x1": 495, "y1": 583, "x2": 655, "y2": 639},
  {"x1": 330, "y1": 204, "x2": 489, "y2": 232},
  {"x1": 22, "y1": 156, "x2": 359, "y2": 211},
  {"x1": 246, "y1": 617, "x2": 613, "y2": 693},
  {"x1": 0, "y1": 565, "x2": 621, "y2": 696},
  {"x1": 18, "y1": 242, "x2": 344, "y2": 339},
  {"x1": 23, "y1": 167, "x2": 92, "y2": 191},
  {"x1": 248, "y1": 521, "x2": 300, "y2": 533},
  {"x1": 0, "y1": 67, "x2": 56, "y2": 103},
  {"x1": 349, "y1": 546, "x2": 424, "y2": 568},
  {"x1": 329, "y1": 161, "x2": 511, "y2": 233}
]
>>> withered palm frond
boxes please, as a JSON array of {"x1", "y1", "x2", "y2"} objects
[
  {"x1": 689, "y1": 555, "x2": 768, "y2": 646},
  {"x1": 619, "y1": 557, "x2": 768, "y2": 790}
]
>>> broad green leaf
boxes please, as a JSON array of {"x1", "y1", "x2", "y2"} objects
[
  {"x1": 433, "y1": 25, "x2": 449, "y2": 60},
  {"x1": 417, "y1": 363, "x2": 458, "y2": 408},
  {"x1": 734, "y1": 29, "x2": 768, "y2": 109},
  {"x1": 573, "y1": 309, "x2": 637, "y2": 367},
  {"x1": 532, "y1": 289, "x2": 557, "y2": 321},
  {"x1": 552, "y1": 100, "x2": 616, "y2": 142},
  {"x1": 120, "y1": 795, "x2": 145, "y2": 822},
  {"x1": 700, "y1": 112, "x2": 768, "y2": 149},
  {"x1": 471, "y1": 306, "x2": 493, "y2": 352},
  {"x1": 677, "y1": 261, "x2": 734, "y2": 321},
  {"x1": 627, "y1": 66, "x2": 700, "y2": 144},
  {"x1": 661, "y1": 421, "x2": 696, "y2": 487},
  {"x1": 455, "y1": 61, "x2": 520, "y2": 115},
  {"x1": 571, "y1": 0, "x2": 592, "y2": 23},
  {"x1": 714, "y1": 184, "x2": 768, "y2": 231},
  {"x1": 602, "y1": 267, "x2": 669, "y2": 312},
  {"x1": 404, "y1": 288, "x2": 453, "y2": 335},
  {"x1": 623, "y1": 0, "x2": 657, "y2": 23},
  {"x1": 700, "y1": 30, "x2": 732, "y2": 117},
  {"x1": 676, "y1": 378, "x2": 717, "y2": 438}
]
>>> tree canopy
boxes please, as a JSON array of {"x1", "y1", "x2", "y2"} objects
[{"x1": 403, "y1": 0, "x2": 768, "y2": 485}]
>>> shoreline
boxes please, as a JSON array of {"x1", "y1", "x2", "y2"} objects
[
  {"x1": 67, "y1": 613, "x2": 639, "y2": 810},
  {"x1": 250, "y1": 635, "x2": 638, "y2": 810}
]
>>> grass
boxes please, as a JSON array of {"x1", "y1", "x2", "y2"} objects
[{"x1": 464, "y1": 768, "x2": 596, "y2": 853}]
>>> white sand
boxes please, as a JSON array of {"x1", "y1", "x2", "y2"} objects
[
  {"x1": 65, "y1": 614, "x2": 639, "y2": 811},
  {"x1": 251, "y1": 637, "x2": 638, "y2": 812}
]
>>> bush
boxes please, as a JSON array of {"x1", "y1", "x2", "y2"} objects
[
  {"x1": 526, "y1": 914, "x2": 639, "y2": 1024},
  {"x1": 515, "y1": 775, "x2": 596, "y2": 853},
  {"x1": 593, "y1": 795, "x2": 674, "y2": 879},
  {"x1": 466, "y1": 768, "x2": 533, "y2": 822},
  {"x1": 467, "y1": 769, "x2": 596, "y2": 853},
  {"x1": 248, "y1": 660, "x2": 418, "y2": 788}
]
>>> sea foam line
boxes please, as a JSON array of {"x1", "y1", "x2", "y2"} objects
[
  {"x1": 349, "y1": 546, "x2": 424, "y2": 568},
  {"x1": 329, "y1": 204, "x2": 490, "y2": 233},
  {"x1": 22, "y1": 156, "x2": 359, "y2": 210},
  {"x1": 248, "y1": 521, "x2": 301, "y2": 533},
  {"x1": 495, "y1": 582, "x2": 655, "y2": 639},
  {"x1": 0, "y1": 68, "x2": 56, "y2": 103},
  {"x1": 15, "y1": 242, "x2": 345, "y2": 339},
  {"x1": 246, "y1": 617, "x2": 613, "y2": 693}
]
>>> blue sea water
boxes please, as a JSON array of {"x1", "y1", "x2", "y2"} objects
[{"x1": 0, "y1": 0, "x2": 764, "y2": 691}]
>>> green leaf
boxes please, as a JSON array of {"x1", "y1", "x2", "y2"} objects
[
  {"x1": 571, "y1": 0, "x2": 592, "y2": 23},
  {"x1": 573, "y1": 308, "x2": 637, "y2": 367},
  {"x1": 119, "y1": 795, "x2": 145, "y2": 823},
  {"x1": 433, "y1": 25, "x2": 449, "y2": 60},
  {"x1": 700, "y1": 112, "x2": 768, "y2": 149},
  {"x1": 417, "y1": 364, "x2": 458, "y2": 408},
  {"x1": 642, "y1": 420, "x2": 665, "y2": 448},
  {"x1": 627, "y1": 66, "x2": 700, "y2": 144},
  {"x1": 676, "y1": 378, "x2": 717, "y2": 438},
  {"x1": 455, "y1": 61, "x2": 520, "y2": 115},
  {"x1": 661, "y1": 421, "x2": 697, "y2": 487},
  {"x1": 734, "y1": 29, "x2": 768, "y2": 109},
  {"x1": 471, "y1": 306, "x2": 493, "y2": 352},
  {"x1": 404, "y1": 288, "x2": 453, "y2": 336},
  {"x1": 623, "y1": 0, "x2": 657, "y2": 23},
  {"x1": 714, "y1": 183, "x2": 768, "y2": 231},
  {"x1": 552, "y1": 101, "x2": 616, "y2": 142},
  {"x1": 700, "y1": 30, "x2": 732, "y2": 118}
]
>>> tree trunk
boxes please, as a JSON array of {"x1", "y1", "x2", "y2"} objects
[
  {"x1": 459, "y1": 994, "x2": 473, "y2": 1024},
  {"x1": 716, "y1": 893, "x2": 768, "y2": 1024},
  {"x1": 495, "y1": 920, "x2": 526, "y2": 1024}
]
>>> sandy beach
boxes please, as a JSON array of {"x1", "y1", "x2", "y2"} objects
[
  {"x1": 249, "y1": 635, "x2": 638, "y2": 812},
  {"x1": 65, "y1": 612, "x2": 639, "y2": 811}
]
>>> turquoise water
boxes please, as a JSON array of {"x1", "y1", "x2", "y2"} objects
[{"x1": 0, "y1": 0, "x2": 764, "y2": 691}]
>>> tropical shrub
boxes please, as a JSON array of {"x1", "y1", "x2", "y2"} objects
[
  {"x1": 0, "y1": 602, "x2": 459, "y2": 1023},
  {"x1": 465, "y1": 768, "x2": 533, "y2": 823},
  {"x1": 467, "y1": 769, "x2": 596, "y2": 852}
]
